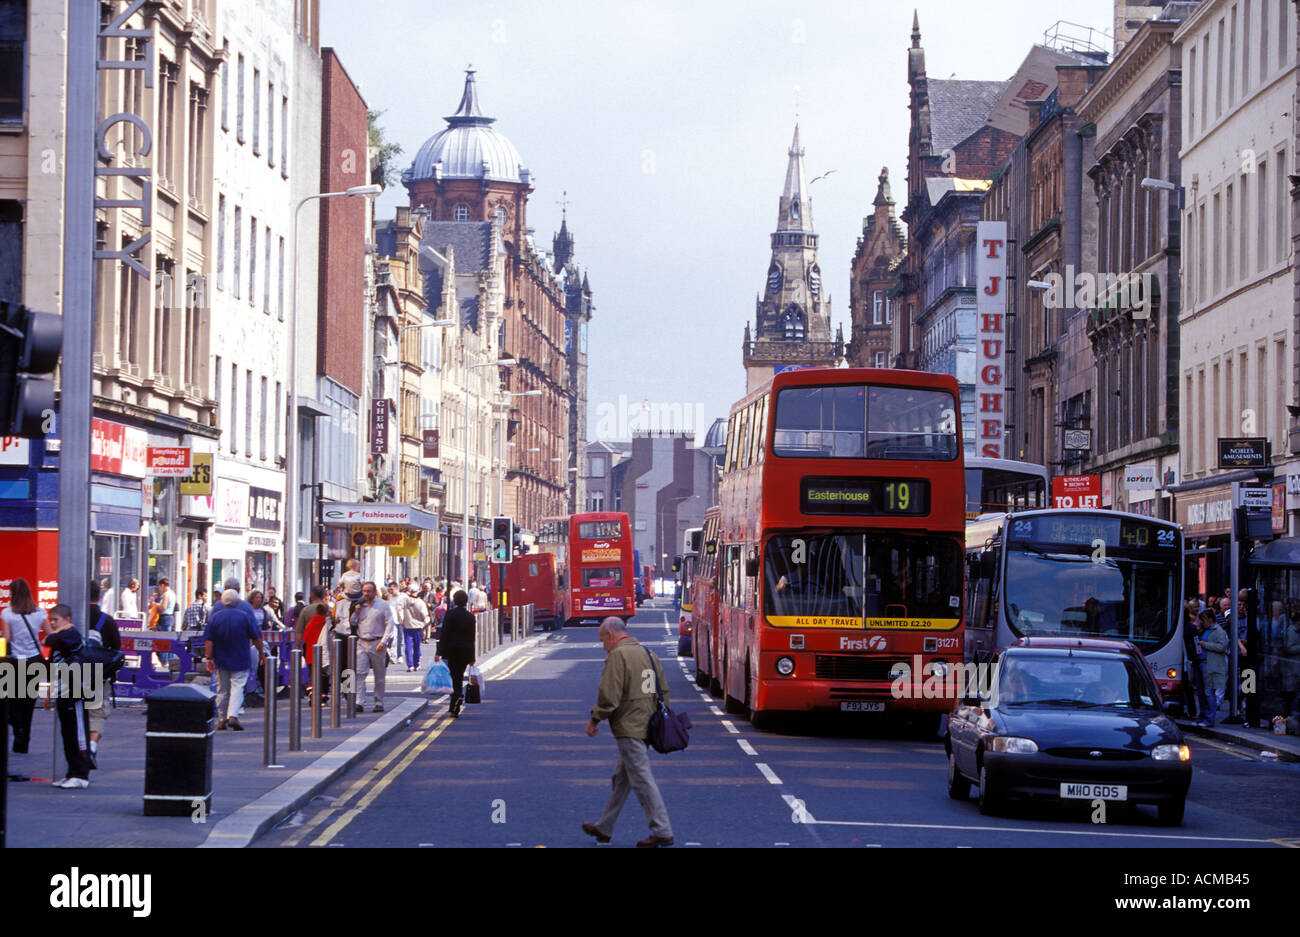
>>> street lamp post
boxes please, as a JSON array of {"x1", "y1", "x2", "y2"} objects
[
  {"x1": 463, "y1": 357, "x2": 514, "y2": 585},
  {"x1": 287, "y1": 184, "x2": 381, "y2": 597}
]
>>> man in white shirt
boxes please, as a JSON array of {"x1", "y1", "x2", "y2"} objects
[{"x1": 354, "y1": 582, "x2": 392, "y2": 712}]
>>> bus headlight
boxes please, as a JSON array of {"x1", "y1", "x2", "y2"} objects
[
  {"x1": 990, "y1": 736, "x2": 1038, "y2": 754},
  {"x1": 1151, "y1": 744, "x2": 1190, "y2": 762},
  {"x1": 776, "y1": 657, "x2": 795, "y2": 676}
]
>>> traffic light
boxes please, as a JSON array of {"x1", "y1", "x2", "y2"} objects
[
  {"x1": 0, "y1": 301, "x2": 62, "y2": 438},
  {"x1": 491, "y1": 516, "x2": 513, "y2": 564},
  {"x1": 512, "y1": 528, "x2": 524, "y2": 556}
]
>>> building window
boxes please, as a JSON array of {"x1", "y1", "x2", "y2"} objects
[
  {"x1": 230, "y1": 362, "x2": 238, "y2": 452},
  {"x1": 245, "y1": 369, "x2": 253, "y2": 457},
  {"x1": 158, "y1": 58, "x2": 178, "y2": 189},
  {"x1": 278, "y1": 236, "x2": 285, "y2": 320},
  {"x1": 220, "y1": 39, "x2": 229, "y2": 130},
  {"x1": 872, "y1": 290, "x2": 883, "y2": 325},
  {"x1": 187, "y1": 83, "x2": 208, "y2": 205},
  {"x1": 266, "y1": 80, "x2": 275, "y2": 167},
  {"x1": 280, "y1": 95, "x2": 288, "y2": 176},
  {"x1": 263, "y1": 223, "x2": 271, "y2": 314},
  {"x1": 184, "y1": 272, "x2": 202, "y2": 387},
  {"x1": 236, "y1": 53, "x2": 245, "y2": 143},
  {"x1": 0, "y1": 0, "x2": 26, "y2": 124},
  {"x1": 233, "y1": 205, "x2": 242, "y2": 299},
  {"x1": 249, "y1": 215, "x2": 257, "y2": 306},
  {"x1": 153, "y1": 257, "x2": 174, "y2": 381},
  {"x1": 251, "y1": 67, "x2": 260, "y2": 154},
  {"x1": 216, "y1": 195, "x2": 226, "y2": 290},
  {"x1": 275, "y1": 382, "x2": 282, "y2": 460},
  {"x1": 453, "y1": 204, "x2": 470, "y2": 222},
  {"x1": 1276, "y1": 146, "x2": 1287, "y2": 261},
  {"x1": 1257, "y1": 159, "x2": 1268, "y2": 269},
  {"x1": 260, "y1": 376, "x2": 267, "y2": 461},
  {"x1": 214, "y1": 354, "x2": 222, "y2": 422}
]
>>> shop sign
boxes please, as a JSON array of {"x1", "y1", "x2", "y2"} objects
[
  {"x1": 248, "y1": 487, "x2": 282, "y2": 532},
  {"x1": 1124, "y1": 464, "x2": 1156, "y2": 491},
  {"x1": 423, "y1": 429, "x2": 439, "y2": 458},
  {"x1": 1178, "y1": 487, "x2": 1234, "y2": 537},
  {"x1": 974, "y1": 221, "x2": 1008, "y2": 458},
  {"x1": 90, "y1": 418, "x2": 148, "y2": 478},
  {"x1": 217, "y1": 479, "x2": 249, "y2": 528},
  {"x1": 350, "y1": 526, "x2": 408, "y2": 548},
  {"x1": 371, "y1": 398, "x2": 391, "y2": 455},
  {"x1": 179, "y1": 453, "x2": 213, "y2": 496},
  {"x1": 147, "y1": 446, "x2": 191, "y2": 476},
  {"x1": 1217, "y1": 437, "x2": 1268, "y2": 469},
  {"x1": 0, "y1": 437, "x2": 30, "y2": 466},
  {"x1": 1273, "y1": 482, "x2": 1286, "y2": 534},
  {"x1": 1051, "y1": 475, "x2": 1100, "y2": 508},
  {"x1": 1287, "y1": 474, "x2": 1300, "y2": 496}
]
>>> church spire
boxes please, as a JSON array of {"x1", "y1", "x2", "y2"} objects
[
  {"x1": 778, "y1": 124, "x2": 814, "y2": 232},
  {"x1": 873, "y1": 166, "x2": 894, "y2": 207},
  {"x1": 912, "y1": 10, "x2": 921, "y2": 47}
]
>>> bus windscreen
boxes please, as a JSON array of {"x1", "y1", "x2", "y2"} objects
[{"x1": 771, "y1": 384, "x2": 959, "y2": 460}]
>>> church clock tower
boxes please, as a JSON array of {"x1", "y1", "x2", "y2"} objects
[{"x1": 743, "y1": 125, "x2": 843, "y2": 392}]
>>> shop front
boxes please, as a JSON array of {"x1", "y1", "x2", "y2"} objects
[
  {"x1": 210, "y1": 469, "x2": 284, "y2": 597},
  {"x1": 320, "y1": 502, "x2": 438, "y2": 586},
  {"x1": 1175, "y1": 475, "x2": 1289, "y2": 602}
]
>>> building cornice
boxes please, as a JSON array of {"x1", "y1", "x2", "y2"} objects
[{"x1": 1078, "y1": 20, "x2": 1179, "y2": 126}]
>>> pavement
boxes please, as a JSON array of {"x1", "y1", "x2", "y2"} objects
[
  {"x1": 3, "y1": 627, "x2": 550, "y2": 848},
  {"x1": 1177, "y1": 716, "x2": 1300, "y2": 762}
]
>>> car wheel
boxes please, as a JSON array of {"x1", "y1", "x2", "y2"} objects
[
  {"x1": 977, "y1": 762, "x2": 1001, "y2": 816},
  {"x1": 1157, "y1": 797, "x2": 1185, "y2": 826},
  {"x1": 947, "y1": 749, "x2": 971, "y2": 801}
]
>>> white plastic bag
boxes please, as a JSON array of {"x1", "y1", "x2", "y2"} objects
[{"x1": 465, "y1": 664, "x2": 484, "y2": 699}]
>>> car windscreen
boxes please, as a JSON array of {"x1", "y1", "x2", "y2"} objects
[{"x1": 995, "y1": 655, "x2": 1160, "y2": 709}]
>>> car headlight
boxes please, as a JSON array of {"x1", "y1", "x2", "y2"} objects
[
  {"x1": 990, "y1": 736, "x2": 1038, "y2": 754},
  {"x1": 928, "y1": 661, "x2": 949, "y2": 679},
  {"x1": 1151, "y1": 744, "x2": 1191, "y2": 762},
  {"x1": 775, "y1": 656, "x2": 795, "y2": 676}
]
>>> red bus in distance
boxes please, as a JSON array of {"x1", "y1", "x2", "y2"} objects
[
  {"x1": 704, "y1": 367, "x2": 966, "y2": 731},
  {"x1": 554, "y1": 511, "x2": 636, "y2": 626}
]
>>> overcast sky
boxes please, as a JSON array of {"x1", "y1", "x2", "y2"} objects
[{"x1": 321, "y1": 0, "x2": 1113, "y2": 443}]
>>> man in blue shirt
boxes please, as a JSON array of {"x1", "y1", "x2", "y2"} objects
[{"x1": 204, "y1": 589, "x2": 265, "y2": 730}]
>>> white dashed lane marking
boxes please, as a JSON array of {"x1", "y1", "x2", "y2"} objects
[
  {"x1": 737, "y1": 739, "x2": 758, "y2": 756},
  {"x1": 720, "y1": 720, "x2": 740, "y2": 734},
  {"x1": 708, "y1": 705, "x2": 724, "y2": 716},
  {"x1": 756, "y1": 763, "x2": 783, "y2": 785}
]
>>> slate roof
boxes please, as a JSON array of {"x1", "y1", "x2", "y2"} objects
[
  {"x1": 926, "y1": 78, "x2": 1009, "y2": 154},
  {"x1": 422, "y1": 222, "x2": 494, "y2": 274}
]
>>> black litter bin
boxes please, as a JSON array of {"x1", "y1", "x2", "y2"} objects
[{"x1": 143, "y1": 682, "x2": 215, "y2": 817}]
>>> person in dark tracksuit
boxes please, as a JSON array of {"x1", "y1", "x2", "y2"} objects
[
  {"x1": 435, "y1": 590, "x2": 476, "y2": 717},
  {"x1": 42, "y1": 605, "x2": 93, "y2": 789}
]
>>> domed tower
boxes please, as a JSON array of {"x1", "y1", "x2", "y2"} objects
[
  {"x1": 402, "y1": 69, "x2": 532, "y2": 253},
  {"x1": 742, "y1": 125, "x2": 843, "y2": 393}
]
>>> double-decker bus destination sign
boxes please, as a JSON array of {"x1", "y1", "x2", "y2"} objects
[
  {"x1": 1218, "y1": 437, "x2": 1268, "y2": 469},
  {"x1": 800, "y1": 477, "x2": 930, "y2": 515}
]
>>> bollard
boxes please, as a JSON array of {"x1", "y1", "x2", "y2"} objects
[
  {"x1": 311, "y1": 651, "x2": 322, "y2": 739},
  {"x1": 330, "y1": 636, "x2": 342, "y2": 729},
  {"x1": 263, "y1": 650, "x2": 280, "y2": 766},
  {"x1": 289, "y1": 648, "x2": 302, "y2": 751},
  {"x1": 346, "y1": 635, "x2": 357, "y2": 719}
]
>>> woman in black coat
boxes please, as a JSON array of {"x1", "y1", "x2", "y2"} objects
[{"x1": 436, "y1": 590, "x2": 477, "y2": 717}]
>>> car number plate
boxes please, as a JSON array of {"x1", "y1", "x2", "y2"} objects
[
  {"x1": 1060, "y1": 782, "x2": 1127, "y2": 801},
  {"x1": 840, "y1": 701, "x2": 885, "y2": 712}
]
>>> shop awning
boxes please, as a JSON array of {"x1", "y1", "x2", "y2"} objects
[
  {"x1": 1249, "y1": 537, "x2": 1300, "y2": 567},
  {"x1": 320, "y1": 502, "x2": 439, "y2": 531}
]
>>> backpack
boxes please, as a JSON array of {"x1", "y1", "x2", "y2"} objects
[{"x1": 81, "y1": 613, "x2": 128, "y2": 691}]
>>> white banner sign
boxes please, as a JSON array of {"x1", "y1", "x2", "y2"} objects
[
  {"x1": 1124, "y1": 464, "x2": 1156, "y2": 491},
  {"x1": 974, "y1": 221, "x2": 1008, "y2": 458}
]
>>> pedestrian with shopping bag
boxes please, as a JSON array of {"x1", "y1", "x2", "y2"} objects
[
  {"x1": 581, "y1": 617, "x2": 675, "y2": 847},
  {"x1": 435, "y1": 590, "x2": 476, "y2": 717}
]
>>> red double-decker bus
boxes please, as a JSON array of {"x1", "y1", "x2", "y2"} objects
[
  {"x1": 707, "y1": 368, "x2": 966, "y2": 730},
  {"x1": 690, "y1": 506, "x2": 723, "y2": 692},
  {"x1": 568, "y1": 511, "x2": 636, "y2": 625}
]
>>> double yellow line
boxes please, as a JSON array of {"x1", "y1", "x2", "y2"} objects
[
  {"x1": 282, "y1": 653, "x2": 539, "y2": 847},
  {"x1": 282, "y1": 710, "x2": 452, "y2": 847},
  {"x1": 494, "y1": 654, "x2": 535, "y2": 682}
]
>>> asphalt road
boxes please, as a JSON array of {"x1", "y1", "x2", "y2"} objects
[{"x1": 256, "y1": 601, "x2": 1300, "y2": 848}]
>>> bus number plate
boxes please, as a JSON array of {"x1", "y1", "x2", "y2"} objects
[{"x1": 840, "y1": 701, "x2": 885, "y2": 713}]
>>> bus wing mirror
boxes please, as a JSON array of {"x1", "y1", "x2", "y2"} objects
[
  {"x1": 745, "y1": 555, "x2": 759, "y2": 578},
  {"x1": 979, "y1": 552, "x2": 997, "y2": 580}
]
